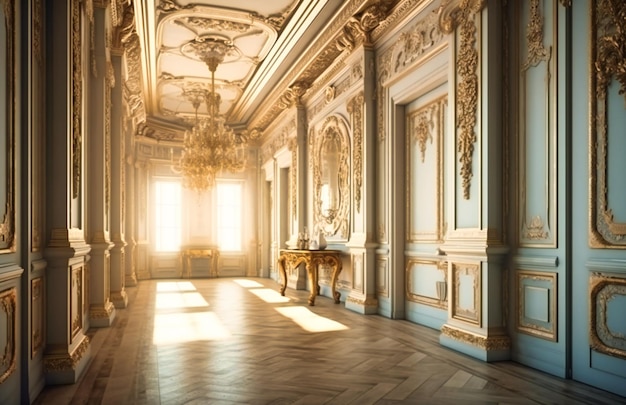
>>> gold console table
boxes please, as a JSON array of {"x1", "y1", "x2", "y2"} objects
[
  {"x1": 181, "y1": 247, "x2": 219, "y2": 278},
  {"x1": 277, "y1": 249, "x2": 342, "y2": 306}
]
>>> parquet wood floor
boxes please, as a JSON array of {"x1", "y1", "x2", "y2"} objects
[{"x1": 34, "y1": 278, "x2": 626, "y2": 405}]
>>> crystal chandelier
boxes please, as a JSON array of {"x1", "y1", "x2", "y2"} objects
[{"x1": 173, "y1": 38, "x2": 246, "y2": 193}]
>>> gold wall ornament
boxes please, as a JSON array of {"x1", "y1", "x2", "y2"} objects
[
  {"x1": 409, "y1": 102, "x2": 437, "y2": 163},
  {"x1": 523, "y1": 0, "x2": 551, "y2": 71},
  {"x1": 590, "y1": 272, "x2": 626, "y2": 359},
  {"x1": 439, "y1": 0, "x2": 486, "y2": 200},
  {"x1": 43, "y1": 336, "x2": 90, "y2": 373},
  {"x1": 0, "y1": 287, "x2": 17, "y2": 384},
  {"x1": 313, "y1": 115, "x2": 351, "y2": 239},
  {"x1": 71, "y1": 0, "x2": 83, "y2": 200},
  {"x1": 31, "y1": 277, "x2": 43, "y2": 358},
  {"x1": 287, "y1": 137, "x2": 298, "y2": 220},
  {"x1": 71, "y1": 264, "x2": 83, "y2": 340},
  {"x1": 516, "y1": 270, "x2": 557, "y2": 341},
  {"x1": 559, "y1": 0, "x2": 571, "y2": 6},
  {"x1": 347, "y1": 92, "x2": 364, "y2": 214},
  {"x1": 0, "y1": 0, "x2": 15, "y2": 253},
  {"x1": 120, "y1": 6, "x2": 145, "y2": 123},
  {"x1": 590, "y1": 0, "x2": 626, "y2": 248},
  {"x1": 441, "y1": 324, "x2": 511, "y2": 351},
  {"x1": 523, "y1": 215, "x2": 549, "y2": 240},
  {"x1": 452, "y1": 262, "x2": 481, "y2": 325}
]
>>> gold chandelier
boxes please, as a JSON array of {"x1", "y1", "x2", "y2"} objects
[{"x1": 173, "y1": 38, "x2": 246, "y2": 192}]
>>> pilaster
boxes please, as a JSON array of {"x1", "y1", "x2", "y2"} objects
[
  {"x1": 43, "y1": 0, "x2": 92, "y2": 384},
  {"x1": 86, "y1": 6, "x2": 115, "y2": 327},
  {"x1": 345, "y1": 44, "x2": 378, "y2": 314},
  {"x1": 109, "y1": 49, "x2": 128, "y2": 308},
  {"x1": 438, "y1": 0, "x2": 510, "y2": 361}
]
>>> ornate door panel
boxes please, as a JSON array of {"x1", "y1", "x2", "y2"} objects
[{"x1": 571, "y1": 0, "x2": 626, "y2": 396}]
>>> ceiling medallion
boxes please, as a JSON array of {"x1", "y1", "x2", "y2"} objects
[{"x1": 172, "y1": 37, "x2": 247, "y2": 192}]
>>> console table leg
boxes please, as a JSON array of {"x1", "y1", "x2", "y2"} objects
[{"x1": 277, "y1": 256, "x2": 287, "y2": 296}]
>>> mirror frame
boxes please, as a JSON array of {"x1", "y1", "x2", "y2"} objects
[{"x1": 312, "y1": 114, "x2": 350, "y2": 239}]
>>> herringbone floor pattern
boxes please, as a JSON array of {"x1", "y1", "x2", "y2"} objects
[{"x1": 34, "y1": 278, "x2": 626, "y2": 404}]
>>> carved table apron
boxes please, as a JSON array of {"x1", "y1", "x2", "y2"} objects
[{"x1": 277, "y1": 249, "x2": 342, "y2": 306}]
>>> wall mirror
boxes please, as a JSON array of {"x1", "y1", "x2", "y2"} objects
[{"x1": 313, "y1": 115, "x2": 350, "y2": 239}]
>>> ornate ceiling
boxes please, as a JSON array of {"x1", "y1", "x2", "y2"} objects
[{"x1": 131, "y1": 0, "x2": 401, "y2": 140}]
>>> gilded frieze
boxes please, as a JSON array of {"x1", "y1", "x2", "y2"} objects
[
  {"x1": 0, "y1": 0, "x2": 15, "y2": 253},
  {"x1": 590, "y1": 272, "x2": 626, "y2": 359},
  {"x1": 439, "y1": 0, "x2": 485, "y2": 200},
  {"x1": 347, "y1": 92, "x2": 364, "y2": 213},
  {"x1": 590, "y1": 0, "x2": 626, "y2": 248},
  {"x1": 0, "y1": 287, "x2": 16, "y2": 384}
]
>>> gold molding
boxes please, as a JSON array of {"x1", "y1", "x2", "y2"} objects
[
  {"x1": 589, "y1": 0, "x2": 626, "y2": 248},
  {"x1": 439, "y1": 0, "x2": 485, "y2": 200},
  {"x1": 407, "y1": 96, "x2": 446, "y2": 244},
  {"x1": 287, "y1": 137, "x2": 298, "y2": 220},
  {"x1": 518, "y1": 0, "x2": 556, "y2": 247},
  {"x1": 0, "y1": 0, "x2": 15, "y2": 253},
  {"x1": 71, "y1": 0, "x2": 83, "y2": 200},
  {"x1": 120, "y1": 5, "x2": 146, "y2": 123},
  {"x1": 516, "y1": 270, "x2": 557, "y2": 341},
  {"x1": 31, "y1": 277, "x2": 44, "y2": 358},
  {"x1": 347, "y1": 92, "x2": 364, "y2": 213},
  {"x1": 405, "y1": 259, "x2": 448, "y2": 309},
  {"x1": 376, "y1": 256, "x2": 389, "y2": 298},
  {"x1": 452, "y1": 262, "x2": 481, "y2": 326},
  {"x1": 71, "y1": 264, "x2": 84, "y2": 339},
  {"x1": 43, "y1": 335, "x2": 91, "y2": 373},
  {"x1": 441, "y1": 324, "x2": 511, "y2": 351},
  {"x1": 589, "y1": 272, "x2": 626, "y2": 360},
  {"x1": 0, "y1": 287, "x2": 17, "y2": 384}
]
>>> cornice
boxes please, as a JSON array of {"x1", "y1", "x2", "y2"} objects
[{"x1": 249, "y1": 0, "x2": 401, "y2": 138}]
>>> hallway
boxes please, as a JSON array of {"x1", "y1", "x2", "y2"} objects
[{"x1": 32, "y1": 278, "x2": 625, "y2": 405}]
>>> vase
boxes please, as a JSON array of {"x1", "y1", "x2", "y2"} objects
[{"x1": 317, "y1": 232, "x2": 327, "y2": 250}]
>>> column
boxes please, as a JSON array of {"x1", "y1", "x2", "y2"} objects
[
  {"x1": 345, "y1": 45, "x2": 379, "y2": 314},
  {"x1": 43, "y1": 0, "x2": 92, "y2": 384},
  {"x1": 109, "y1": 49, "x2": 128, "y2": 308},
  {"x1": 86, "y1": 5, "x2": 115, "y2": 328}
]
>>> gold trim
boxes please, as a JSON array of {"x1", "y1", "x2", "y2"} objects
[
  {"x1": 589, "y1": 0, "x2": 626, "y2": 248},
  {"x1": 441, "y1": 324, "x2": 511, "y2": 351},
  {"x1": 312, "y1": 115, "x2": 351, "y2": 239},
  {"x1": 518, "y1": 0, "x2": 557, "y2": 247},
  {"x1": 0, "y1": 0, "x2": 16, "y2": 253},
  {"x1": 287, "y1": 138, "x2": 297, "y2": 220},
  {"x1": 347, "y1": 92, "x2": 364, "y2": 214},
  {"x1": 451, "y1": 262, "x2": 481, "y2": 326},
  {"x1": 407, "y1": 96, "x2": 447, "y2": 244},
  {"x1": 589, "y1": 272, "x2": 626, "y2": 359},
  {"x1": 71, "y1": 0, "x2": 83, "y2": 200},
  {"x1": 439, "y1": 0, "x2": 486, "y2": 200},
  {"x1": 376, "y1": 256, "x2": 389, "y2": 298},
  {"x1": 0, "y1": 287, "x2": 17, "y2": 384},
  {"x1": 43, "y1": 335, "x2": 91, "y2": 373},
  {"x1": 71, "y1": 264, "x2": 84, "y2": 339},
  {"x1": 516, "y1": 270, "x2": 557, "y2": 341},
  {"x1": 31, "y1": 277, "x2": 44, "y2": 358},
  {"x1": 405, "y1": 259, "x2": 448, "y2": 309}
]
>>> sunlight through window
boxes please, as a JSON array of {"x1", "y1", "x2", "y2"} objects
[
  {"x1": 233, "y1": 279, "x2": 264, "y2": 288},
  {"x1": 156, "y1": 292, "x2": 209, "y2": 309},
  {"x1": 153, "y1": 312, "x2": 231, "y2": 345},
  {"x1": 154, "y1": 180, "x2": 182, "y2": 252},
  {"x1": 275, "y1": 306, "x2": 349, "y2": 333},
  {"x1": 156, "y1": 281, "x2": 196, "y2": 292},
  {"x1": 248, "y1": 288, "x2": 291, "y2": 303},
  {"x1": 217, "y1": 182, "x2": 242, "y2": 251}
]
